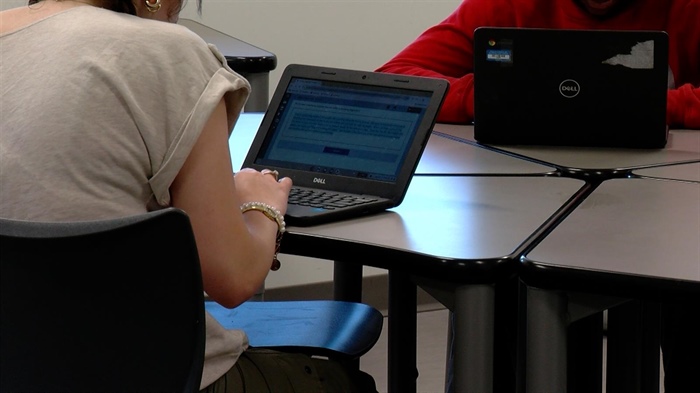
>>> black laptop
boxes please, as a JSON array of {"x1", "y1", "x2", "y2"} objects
[
  {"x1": 473, "y1": 27, "x2": 669, "y2": 148},
  {"x1": 243, "y1": 64, "x2": 449, "y2": 226}
]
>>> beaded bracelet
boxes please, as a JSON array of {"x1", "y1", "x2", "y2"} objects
[{"x1": 240, "y1": 202, "x2": 286, "y2": 271}]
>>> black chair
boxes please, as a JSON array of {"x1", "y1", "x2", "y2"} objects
[
  {"x1": 0, "y1": 208, "x2": 205, "y2": 392},
  {"x1": 0, "y1": 208, "x2": 383, "y2": 392}
]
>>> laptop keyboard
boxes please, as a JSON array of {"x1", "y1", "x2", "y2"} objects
[{"x1": 288, "y1": 187, "x2": 378, "y2": 211}]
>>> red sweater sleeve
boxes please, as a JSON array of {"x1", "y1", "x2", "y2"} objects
[
  {"x1": 665, "y1": 1, "x2": 700, "y2": 129},
  {"x1": 668, "y1": 84, "x2": 700, "y2": 129},
  {"x1": 376, "y1": 0, "x2": 503, "y2": 124}
]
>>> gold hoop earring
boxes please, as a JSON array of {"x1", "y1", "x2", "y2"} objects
[{"x1": 145, "y1": 0, "x2": 161, "y2": 13}]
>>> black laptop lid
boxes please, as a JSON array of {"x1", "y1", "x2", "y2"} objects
[
  {"x1": 473, "y1": 27, "x2": 669, "y2": 148},
  {"x1": 243, "y1": 64, "x2": 448, "y2": 205}
]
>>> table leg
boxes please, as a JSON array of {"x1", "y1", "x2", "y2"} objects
[
  {"x1": 389, "y1": 270, "x2": 417, "y2": 393},
  {"x1": 525, "y1": 286, "x2": 568, "y2": 392},
  {"x1": 333, "y1": 261, "x2": 363, "y2": 302},
  {"x1": 452, "y1": 284, "x2": 495, "y2": 393},
  {"x1": 332, "y1": 261, "x2": 364, "y2": 370},
  {"x1": 239, "y1": 72, "x2": 270, "y2": 113}
]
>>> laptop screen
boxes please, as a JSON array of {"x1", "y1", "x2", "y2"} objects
[{"x1": 251, "y1": 77, "x2": 434, "y2": 183}]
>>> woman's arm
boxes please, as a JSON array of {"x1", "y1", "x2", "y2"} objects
[{"x1": 170, "y1": 99, "x2": 292, "y2": 308}]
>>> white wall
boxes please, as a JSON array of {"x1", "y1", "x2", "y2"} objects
[
  {"x1": 2, "y1": 0, "x2": 461, "y2": 289},
  {"x1": 1, "y1": 0, "x2": 25, "y2": 10},
  {"x1": 178, "y1": 0, "x2": 459, "y2": 104}
]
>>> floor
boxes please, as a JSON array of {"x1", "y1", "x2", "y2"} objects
[{"x1": 358, "y1": 304, "x2": 665, "y2": 393}]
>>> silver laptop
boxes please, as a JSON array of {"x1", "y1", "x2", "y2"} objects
[
  {"x1": 243, "y1": 64, "x2": 448, "y2": 226},
  {"x1": 473, "y1": 27, "x2": 669, "y2": 148}
]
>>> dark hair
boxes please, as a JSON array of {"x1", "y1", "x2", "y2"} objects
[{"x1": 27, "y1": 1, "x2": 203, "y2": 16}]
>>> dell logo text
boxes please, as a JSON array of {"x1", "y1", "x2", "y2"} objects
[
  {"x1": 313, "y1": 177, "x2": 326, "y2": 184},
  {"x1": 559, "y1": 79, "x2": 581, "y2": 98}
]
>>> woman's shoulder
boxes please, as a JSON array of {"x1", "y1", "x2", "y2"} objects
[
  {"x1": 66, "y1": 8, "x2": 223, "y2": 72},
  {"x1": 77, "y1": 7, "x2": 206, "y2": 50},
  {"x1": 5, "y1": 6, "x2": 201, "y2": 59},
  {"x1": 3, "y1": 4, "x2": 192, "y2": 44}
]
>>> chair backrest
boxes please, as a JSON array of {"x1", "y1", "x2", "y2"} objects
[{"x1": 0, "y1": 208, "x2": 205, "y2": 393}]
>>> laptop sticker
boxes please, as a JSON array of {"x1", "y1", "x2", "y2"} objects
[
  {"x1": 602, "y1": 40, "x2": 654, "y2": 69},
  {"x1": 486, "y1": 38, "x2": 514, "y2": 64}
]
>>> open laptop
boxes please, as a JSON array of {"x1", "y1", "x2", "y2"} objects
[
  {"x1": 242, "y1": 64, "x2": 449, "y2": 226},
  {"x1": 473, "y1": 27, "x2": 669, "y2": 148}
]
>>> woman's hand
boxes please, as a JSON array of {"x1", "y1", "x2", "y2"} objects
[{"x1": 234, "y1": 168, "x2": 292, "y2": 216}]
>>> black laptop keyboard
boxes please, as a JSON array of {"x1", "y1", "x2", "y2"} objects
[{"x1": 288, "y1": 187, "x2": 378, "y2": 211}]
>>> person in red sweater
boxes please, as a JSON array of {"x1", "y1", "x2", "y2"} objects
[
  {"x1": 376, "y1": 0, "x2": 700, "y2": 129},
  {"x1": 378, "y1": 1, "x2": 699, "y2": 392}
]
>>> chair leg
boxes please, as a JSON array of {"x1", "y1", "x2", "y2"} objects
[{"x1": 333, "y1": 261, "x2": 362, "y2": 303}]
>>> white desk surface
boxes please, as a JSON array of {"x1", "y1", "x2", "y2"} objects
[
  {"x1": 287, "y1": 175, "x2": 585, "y2": 263},
  {"x1": 416, "y1": 132, "x2": 554, "y2": 175},
  {"x1": 230, "y1": 112, "x2": 698, "y2": 281},
  {"x1": 525, "y1": 178, "x2": 700, "y2": 282},
  {"x1": 435, "y1": 123, "x2": 700, "y2": 170},
  {"x1": 633, "y1": 162, "x2": 700, "y2": 182}
]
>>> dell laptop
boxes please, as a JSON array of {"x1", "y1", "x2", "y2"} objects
[
  {"x1": 473, "y1": 27, "x2": 669, "y2": 148},
  {"x1": 243, "y1": 64, "x2": 449, "y2": 226}
]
